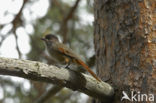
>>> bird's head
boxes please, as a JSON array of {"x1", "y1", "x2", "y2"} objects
[{"x1": 41, "y1": 34, "x2": 59, "y2": 43}]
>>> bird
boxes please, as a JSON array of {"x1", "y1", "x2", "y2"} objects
[{"x1": 41, "y1": 34, "x2": 101, "y2": 82}]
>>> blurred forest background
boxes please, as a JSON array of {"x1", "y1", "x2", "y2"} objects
[{"x1": 0, "y1": 0, "x2": 95, "y2": 103}]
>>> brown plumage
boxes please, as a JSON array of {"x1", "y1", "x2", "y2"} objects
[{"x1": 42, "y1": 34, "x2": 101, "y2": 82}]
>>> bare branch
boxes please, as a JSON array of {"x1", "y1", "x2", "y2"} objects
[
  {"x1": 0, "y1": 0, "x2": 28, "y2": 58},
  {"x1": 13, "y1": 32, "x2": 22, "y2": 58},
  {"x1": 12, "y1": 0, "x2": 28, "y2": 27},
  {"x1": 61, "y1": 0, "x2": 81, "y2": 43},
  {"x1": 0, "y1": 57, "x2": 114, "y2": 102},
  {"x1": 12, "y1": 0, "x2": 28, "y2": 58}
]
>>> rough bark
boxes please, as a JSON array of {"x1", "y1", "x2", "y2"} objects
[
  {"x1": 94, "y1": 0, "x2": 156, "y2": 103},
  {"x1": 0, "y1": 57, "x2": 114, "y2": 102}
]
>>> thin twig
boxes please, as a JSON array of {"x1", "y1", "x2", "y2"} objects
[
  {"x1": 13, "y1": 32, "x2": 22, "y2": 58},
  {"x1": 60, "y1": 0, "x2": 81, "y2": 43},
  {"x1": 11, "y1": 0, "x2": 28, "y2": 58}
]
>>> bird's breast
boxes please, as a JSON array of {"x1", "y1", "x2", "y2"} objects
[{"x1": 48, "y1": 48, "x2": 67, "y2": 64}]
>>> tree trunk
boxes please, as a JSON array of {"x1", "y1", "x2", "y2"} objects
[{"x1": 94, "y1": 0, "x2": 156, "y2": 103}]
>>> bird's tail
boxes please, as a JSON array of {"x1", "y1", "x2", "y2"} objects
[{"x1": 76, "y1": 59, "x2": 101, "y2": 82}]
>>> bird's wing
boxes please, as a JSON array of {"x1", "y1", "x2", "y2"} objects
[
  {"x1": 56, "y1": 42, "x2": 81, "y2": 60},
  {"x1": 55, "y1": 42, "x2": 101, "y2": 82}
]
